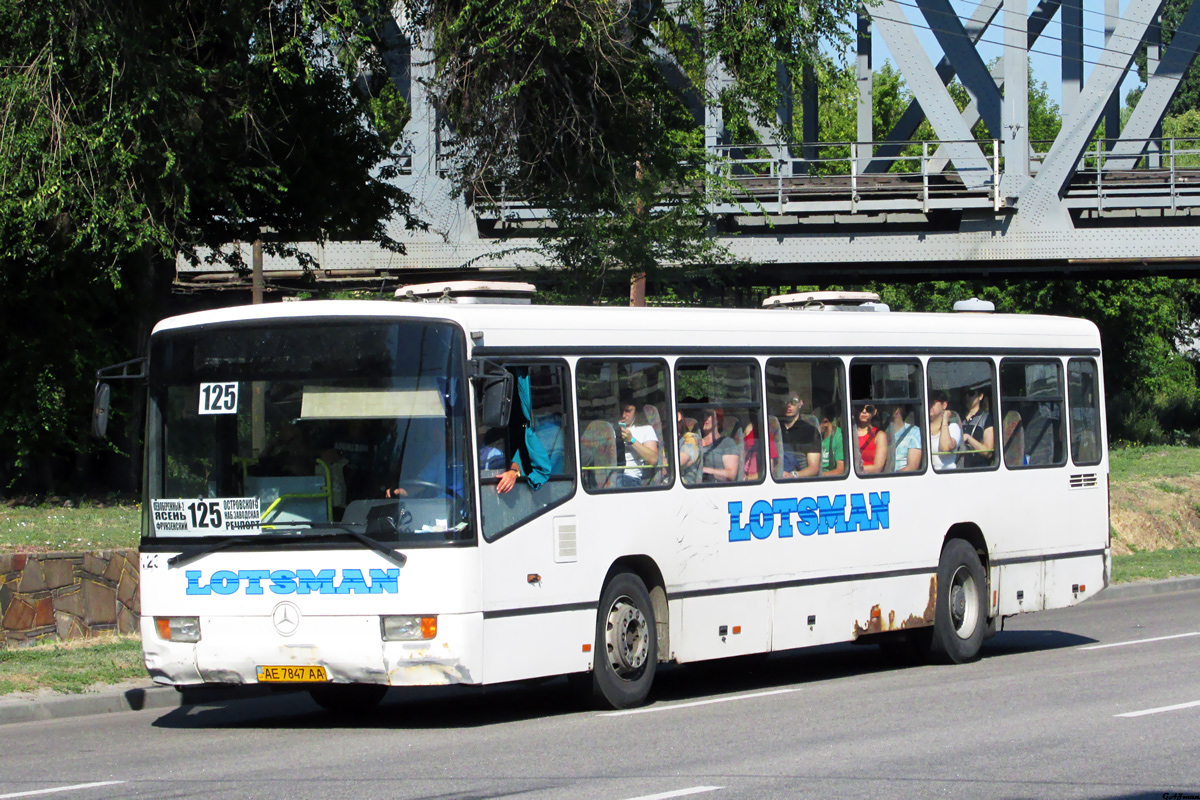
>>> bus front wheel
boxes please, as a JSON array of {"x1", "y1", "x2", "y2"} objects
[
  {"x1": 590, "y1": 572, "x2": 657, "y2": 709},
  {"x1": 930, "y1": 539, "x2": 987, "y2": 663}
]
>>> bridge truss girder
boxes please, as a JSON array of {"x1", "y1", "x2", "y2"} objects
[{"x1": 176, "y1": 0, "x2": 1200, "y2": 288}]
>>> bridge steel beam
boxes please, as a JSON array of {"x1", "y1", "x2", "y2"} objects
[
  {"x1": 1013, "y1": 0, "x2": 1167, "y2": 228},
  {"x1": 869, "y1": 0, "x2": 994, "y2": 188},
  {"x1": 863, "y1": 0, "x2": 1001, "y2": 174},
  {"x1": 1106, "y1": 0, "x2": 1200, "y2": 169}
]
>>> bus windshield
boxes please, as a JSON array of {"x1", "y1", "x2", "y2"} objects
[{"x1": 146, "y1": 318, "x2": 472, "y2": 545}]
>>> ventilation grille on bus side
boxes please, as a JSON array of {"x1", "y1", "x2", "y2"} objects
[
  {"x1": 553, "y1": 516, "x2": 578, "y2": 563},
  {"x1": 1069, "y1": 473, "x2": 1098, "y2": 489}
]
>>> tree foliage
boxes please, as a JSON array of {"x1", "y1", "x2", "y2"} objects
[
  {"x1": 874, "y1": 278, "x2": 1200, "y2": 442},
  {"x1": 1134, "y1": 0, "x2": 1200, "y2": 118},
  {"x1": 413, "y1": 0, "x2": 861, "y2": 299},
  {"x1": 0, "y1": 0, "x2": 416, "y2": 492}
]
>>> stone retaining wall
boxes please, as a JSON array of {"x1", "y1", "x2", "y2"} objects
[{"x1": 0, "y1": 550, "x2": 139, "y2": 647}]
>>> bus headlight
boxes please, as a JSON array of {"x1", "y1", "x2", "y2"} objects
[
  {"x1": 155, "y1": 616, "x2": 201, "y2": 643},
  {"x1": 381, "y1": 615, "x2": 437, "y2": 641}
]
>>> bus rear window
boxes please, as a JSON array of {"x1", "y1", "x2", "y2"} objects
[{"x1": 1000, "y1": 359, "x2": 1066, "y2": 468}]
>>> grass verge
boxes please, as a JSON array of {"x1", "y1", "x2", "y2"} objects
[
  {"x1": 0, "y1": 635, "x2": 145, "y2": 695},
  {"x1": 0, "y1": 500, "x2": 140, "y2": 552},
  {"x1": 1111, "y1": 547, "x2": 1200, "y2": 584}
]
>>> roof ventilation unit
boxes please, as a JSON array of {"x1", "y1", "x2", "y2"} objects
[
  {"x1": 395, "y1": 280, "x2": 536, "y2": 305},
  {"x1": 762, "y1": 290, "x2": 889, "y2": 312},
  {"x1": 952, "y1": 297, "x2": 996, "y2": 313}
]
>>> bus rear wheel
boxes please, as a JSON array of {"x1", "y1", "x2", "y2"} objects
[
  {"x1": 930, "y1": 539, "x2": 987, "y2": 663},
  {"x1": 308, "y1": 683, "x2": 388, "y2": 714},
  {"x1": 590, "y1": 572, "x2": 657, "y2": 709}
]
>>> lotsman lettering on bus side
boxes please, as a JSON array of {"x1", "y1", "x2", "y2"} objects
[
  {"x1": 727, "y1": 492, "x2": 889, "y2": 542},
  {"x1": 185, "y1": 568, "x2": 400, "y2": 595}
]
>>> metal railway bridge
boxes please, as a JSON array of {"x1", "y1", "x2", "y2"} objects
[{"x1": 177, "y1": 0, "x2": 1200, "y2": 290}]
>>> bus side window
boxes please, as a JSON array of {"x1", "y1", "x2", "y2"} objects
[
  {"x1": 848, "y1": 360, "x2": 926, "y2": 476},
  {"x1": 927, "y1": 359, "x2": 997, "y2": 472},
  {"x1": 765, "y1": 358, "x2": 847, "y2": 480},
  {"x1": 576, "y1": 359, "x2": 673, "y2": 493},
  {"x1": 1000, "y1": 359, "x2": 1067, "y2": 468},
  {"x1": 476, "y1": 361, "x2": 576, "y2": 541},
  {"x1": 1068, "y1": 359, "x2": 1103, "y2": 466},
  {"x1": 675, "y1": 360, "x2": 764, "y2": 487}
]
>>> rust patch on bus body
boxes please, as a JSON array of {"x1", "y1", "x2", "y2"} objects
[
  {"x1": 900, "y1": 576, "x2": 938, "y2": 629},
  {"x1": 852, "y1": 577, "x2": 938, "y2": 637}
]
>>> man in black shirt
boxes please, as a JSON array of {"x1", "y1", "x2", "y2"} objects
[{"x1": 780, "y1": 393, "x2": 821, "y2": 478}]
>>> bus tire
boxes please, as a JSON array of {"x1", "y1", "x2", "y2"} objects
[
  {"x1": 308, "y1": 683, "x2": 388, "y2": 714},
  {"x1": 590, "y1": 572, "x2": 657, "y2": 709},
  {"x1": 930, "y1": 539, "x2": 987, "y2": 663}
]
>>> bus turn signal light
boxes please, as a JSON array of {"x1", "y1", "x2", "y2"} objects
[
  {"x1": 155, "y1": 616, "x2": 201, "y2": 643},
  {"x1": 381, "y1": 615, "x2": 437, "y2": 641}
]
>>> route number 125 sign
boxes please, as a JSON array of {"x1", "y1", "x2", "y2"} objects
[{"x1": 199, "y1": 382, "x2": 239, "y2": 414}]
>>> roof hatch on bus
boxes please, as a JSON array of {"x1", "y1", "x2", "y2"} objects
[
  {"x1": 394, "y1": 280, "x2": 536, "y2": 305},
  {"x1": 761, "y1": 291, "x2": 890, "y2": 312}
]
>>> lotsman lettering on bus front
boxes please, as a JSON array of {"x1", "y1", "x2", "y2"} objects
[
  {"x1": 184, "y1": 568, "x2": 400, "y2": 596},
  {"x1": 727, "y1": 492, "x2": 889, "y2": 541}
]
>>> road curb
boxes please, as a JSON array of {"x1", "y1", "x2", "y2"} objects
[
  {"x1": 0, "y1": 683, "x2": 276, "y2": 727},
  {"x1": 1092, "y1": 574, "x2": 1200, "y2": 602}
]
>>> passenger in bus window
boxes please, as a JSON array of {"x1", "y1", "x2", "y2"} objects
[
  {"x1": 819, "y1": 415, "x2": 845, "y2": 476},
  {"x1": 741, "y1": 420, "x2": 776, "y2": 481},
  {"x1": 678, "y1": 411, "x2": 701, "y2": 484},
  {"x1": 855, "y1": 404, "x2": 888, "y2": 474},
  {"x1": 617, "y1": 395, "x2": 659, "y2": 488},
  {"x1": 890, "y1": 405, "x2": 923, "y2": 472},
  {"x1": 960, "y1": 385, "x2": 995, "y2": 468},
  {"x1": 779, "y1": 393, "x2": 821, "y2": 478},
  {"x1": 928, "y1": 390, "x2": 962, "y2": 470},
  {"x1": 699, "y1": 408, "x2": 739, "y2": 482}
]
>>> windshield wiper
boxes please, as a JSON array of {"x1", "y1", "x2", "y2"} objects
[
  {"x1": 271, "y1": 523, "x2": 408, "y2": 568},
  {"x1": 165, "y1": 525, "x2": 408, "y2": 569},
  {"x1": 168, "y1": 536, "x2": 256, "y2": 568}
]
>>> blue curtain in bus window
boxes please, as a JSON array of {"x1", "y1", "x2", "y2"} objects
[{"x1": 512, "y1": 369, "x2": 551, "y2": 490}]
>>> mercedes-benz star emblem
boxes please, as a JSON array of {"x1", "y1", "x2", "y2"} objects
[{"x1": 272, "y1": 601, "x2": 301, "y2": 636}]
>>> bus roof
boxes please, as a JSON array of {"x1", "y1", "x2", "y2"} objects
[{"x1": 152, "y1": 300, "x2": 1102, "y2": 354}]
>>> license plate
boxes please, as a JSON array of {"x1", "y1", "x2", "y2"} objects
[{"x1": 256, "y1": 665, "x2": 328, "y2": 683}]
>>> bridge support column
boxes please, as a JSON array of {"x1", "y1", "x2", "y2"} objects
[
  {"x1": 856, "y1": 10, "x2": 873, "y2": 173},
  {"x1": 1061, "y1": 0, "x2": 1082, "y2": 122},
  {"x1": 1002, "y1": 0, "x2": 1030, "y2": 197}
]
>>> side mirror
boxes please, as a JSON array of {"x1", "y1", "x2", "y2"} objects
[
  {"x1": 91, "y1": 357, "x2": 147, "y2": 440},
  {"x1": 472, "y1": 360, "x2": 513, "y2": 429},
  {"x1": 92, "y1": 383, "x2": 112, "y2": 439}
]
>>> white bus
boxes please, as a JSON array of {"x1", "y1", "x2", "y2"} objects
[{"x1": 136, "y1": 289, "x2": 1109, "y2": 710}]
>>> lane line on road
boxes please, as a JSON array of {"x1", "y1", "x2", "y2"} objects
[
  {"x1": 620, "y1": 786, "x2": 723, "y2": 800},
  {"x1": 0, "y1": 782, "x2": 126, "y2": 799},
  {"x1": 599, "y1": 688, "x2": 799, "y2": 717},
  {"x1": 1115, "y1": 699, "x2": 1200, "y2": 718},
  {"x1": 1079, "y1": 631, "x2": 1200, "y2": 651}
]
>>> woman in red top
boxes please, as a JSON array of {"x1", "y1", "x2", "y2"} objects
[{"x1": 855, "y1": 403, "x2": 888, "y2": 474}]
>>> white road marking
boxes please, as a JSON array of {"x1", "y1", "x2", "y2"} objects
[
  {"x1": 620, "y1": 786, "x2": 722, "y2": 800},
  {"x1": 1115, "y1": 699, "x2": 1200, "y2": 718},
  {"x1": 0, "y1": 782, "x2": 126, "y2": 799},
  {"x1": 1079, "y1": 631, "x2": 1200, "y2": 650},
  {"x1": 599, "y1": 687, "x2": 799, "y2": 717}
]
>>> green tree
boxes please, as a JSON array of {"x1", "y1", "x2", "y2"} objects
[
  {"x1": 0, "y1": 0, "x2": 417, "y2": 493},
  {"x1": 874, "y1": 278, "x2": 1200, "y2": 440},
  {"x1": 413, "y1": 0, "x2": 862, "y2": 301},
  {"x1": 1133, "y1": 0, "x2": 1200, "y2": 118}
]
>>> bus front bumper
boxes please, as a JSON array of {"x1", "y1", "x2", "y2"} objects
[{"x1": 141, "y1": 612, "x2": 483, "y2": 688}]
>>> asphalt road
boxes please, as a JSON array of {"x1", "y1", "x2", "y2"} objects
[{"x1": 2, "y1": 590, "x2": 1198, "y2": 800}]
